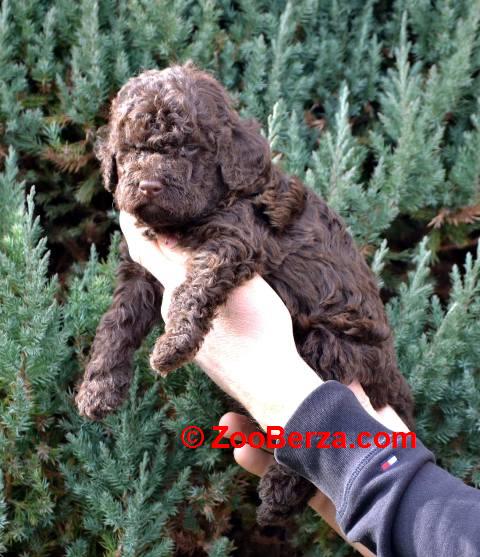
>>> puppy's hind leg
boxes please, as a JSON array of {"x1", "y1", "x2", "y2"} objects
[{"x1": 257, "y1": 462, "x2": 316, "y2": 526}]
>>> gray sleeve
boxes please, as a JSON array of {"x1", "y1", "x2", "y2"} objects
[{"x1": 274, "y1": 381, "x2": 480, "y2": 556}]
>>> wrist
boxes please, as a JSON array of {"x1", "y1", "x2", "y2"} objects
[
  {"x1": 195, "y1": 326, "x2": 322, "y2": 429},
  {"x1": 249, "y1": 354, "x2": 322, "y2": 430}
]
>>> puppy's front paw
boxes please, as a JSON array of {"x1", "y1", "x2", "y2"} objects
[
  {"x1": 75, "y1": 373, "x2": 129, "y2": 420},
  {"x1": 150, "y1": 332, "x2": 198, "y2": 376}
]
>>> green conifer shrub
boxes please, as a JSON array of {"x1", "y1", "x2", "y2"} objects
[{"x1": 1, "y1": 1, "x2": 480, "y2": 555}]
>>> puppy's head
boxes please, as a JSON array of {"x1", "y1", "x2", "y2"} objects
[{"x1": 96, "y1": 62, "x2": 271, "y2": 229}]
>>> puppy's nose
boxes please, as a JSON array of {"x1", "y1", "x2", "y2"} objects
[{"x1": 139, "y1": 180, "x2": 163, "y2": 196}]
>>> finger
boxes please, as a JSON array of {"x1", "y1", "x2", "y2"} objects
[
  {"x1": 119, "y1": 211, "x2": 187, "y2": 287},
  {"x1": 348, "y1": 380, "x2": 410, "y2": 433},
  {"x1": 233, "y1": 444, "x2": 275, "y2": 477},
  {"x1": 118, "y1": 210, "x2": 138, "y2": 234},
  {"x1": 156, "y1": 236, "x2": 190, "y2": 268},
  {"x1": 219, "y1": 412, "x2": 276, "y2": 476},
  {"x1": 218, "y1": 412, "x2": 273, "y2": 453},
  {"x1": 119, "y1": 211, "x2": 165, "y2": 266},
  {"x1": 160, "y1": 288, "x2": 173, "y2": 323},
  {"x1": 119, "y1": 211, "x2": 148, "y2": 254},
  {"x1": 376, "y1": 404, "x2": 410, "y2": 433},
  {"x1": 219, "y1": 412, "x2": 258, "y2": 438},
  {"x1": 119, "y1": 211, "x2": 188, "y2": 267},
  {"x1": 347, "y1": 380, "x2": 377, "y2": 418}
]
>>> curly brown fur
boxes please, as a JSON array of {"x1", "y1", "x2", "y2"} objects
[
  {"x1": 257, "y1": 463, "x2": 317, "y2": 525},
  {"x1": 75, "y1": 62, "x2": 414, "y2": 525},
  {"x1": 75, "y1": 241, "x2": 163, "y2": 419}
]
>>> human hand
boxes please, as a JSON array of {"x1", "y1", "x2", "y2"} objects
[
  {"x1": 119, "y1": 211, "x2": 322, "y2": 430},
  {"x1": 219, "y1": 411, "x2": 376, "y2": 557},
  {"x1": 119, "y1": 211, "x2": 409, "y2": 433},
  {"x1": 120, "y1": 210, "x2": 407, "y2": 557}
]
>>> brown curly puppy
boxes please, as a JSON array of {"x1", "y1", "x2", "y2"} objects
[{"x1": 75, "y1": 62, "x2": 414, "y2": 526}]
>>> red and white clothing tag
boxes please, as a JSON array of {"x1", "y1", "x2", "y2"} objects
[{"x1": 380, "y1": 455, "x2": 398, "y2": 471}]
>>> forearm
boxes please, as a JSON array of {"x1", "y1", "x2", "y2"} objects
[{"x1": 199, "y1": 351, "x2": 323, "y2": 432}]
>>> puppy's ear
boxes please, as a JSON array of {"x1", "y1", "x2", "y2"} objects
[
  {"x1": 254, "y1": 174, "x2": 306, "y2": 231},
  {"x1": 94, "y1": 125, "x2": 117, "y2": 193},
  {"x1": 218, "y1": 117, "x2": 271, "y2": 196},
  {"x1": 182, "y1": 59, "x2": 198, "y2": 72}
]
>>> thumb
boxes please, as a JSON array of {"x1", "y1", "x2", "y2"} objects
[{"x1": 119, "y1": 211, "x2": 188, "y2": 289}]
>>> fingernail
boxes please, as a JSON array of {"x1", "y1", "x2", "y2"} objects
[{"x1": 162, "y1": 235, "x2": 178, "y2": 248}]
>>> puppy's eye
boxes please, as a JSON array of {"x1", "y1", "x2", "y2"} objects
[
  {"x1": 181, "y1": 145, "x2": 199, "y2": 156},
  {"x1": 137, "y1": 146, "x2": 161, "y2": 155}
]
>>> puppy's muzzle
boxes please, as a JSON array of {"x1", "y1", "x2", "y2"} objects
[{"x1": 139, "y1": 180, "x2": 163, "y2": 197}]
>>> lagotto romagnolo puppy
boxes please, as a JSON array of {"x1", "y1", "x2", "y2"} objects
[{"x1": 75, "y1": 62, "x2": 414, "y2": 526}]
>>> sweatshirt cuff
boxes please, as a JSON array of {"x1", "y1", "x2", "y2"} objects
[{"x1": 274, "y1": 381, "x2": 434, "y2": 547}]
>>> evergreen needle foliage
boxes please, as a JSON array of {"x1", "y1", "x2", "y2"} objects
[
  {"x1": 0, "y1": 151, "x2": 247, "y2": 556},
  {"x1": 1, "y1": 1, "x2": 480, "y2": 556}
]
